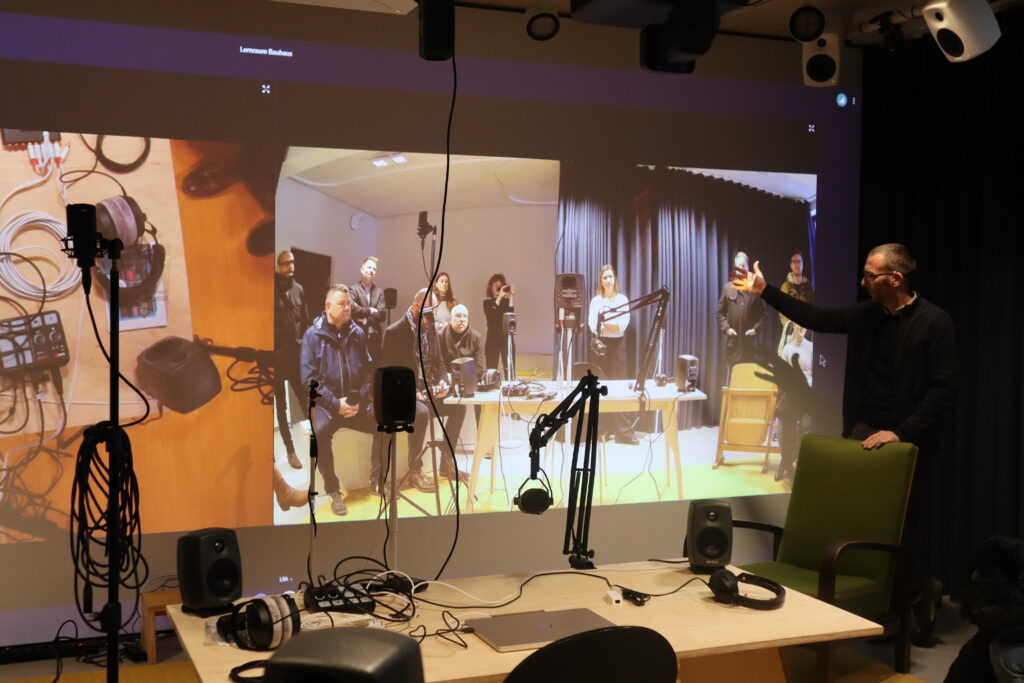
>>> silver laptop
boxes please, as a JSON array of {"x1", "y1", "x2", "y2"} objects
[{"x1": 467, "y1": 608, "x2": 616, "y2": 653}]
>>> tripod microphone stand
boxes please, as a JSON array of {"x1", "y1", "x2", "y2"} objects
[{"x1": 62, "y1": 203, "x2": 131, "y2": 683}]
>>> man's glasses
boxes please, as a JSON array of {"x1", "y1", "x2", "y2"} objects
[{"x1": 862, "y1": 270, "x2": 896, "y2": 281}]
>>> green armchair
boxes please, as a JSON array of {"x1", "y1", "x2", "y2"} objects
[{"x1": 737, "y1": 434, "x2": 918, "y2": 682}]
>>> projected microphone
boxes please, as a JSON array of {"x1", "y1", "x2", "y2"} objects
[
  {"x1": 65, "y1": 203, "x2": 98, "y2": 294},
  {"x1": 383, "y1": 287, "x2": 397, "y2": 310}
]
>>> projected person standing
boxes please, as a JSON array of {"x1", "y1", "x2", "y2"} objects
[
  {"x1": 733, "y1": 242, "x2": 957, "y2": 645},
  {"x1": 350, "y1": 256, "x2": 386, "y2": 361},
  {"x1": 274, "y1": 250, "x2": 308, "y2": 470},
  {"x1": 588, "y1": 264, "x2": 638, "y2": 445},
  {"x1": 483, "y1": 273, "x2": 516, "y2": 373},
  {"x1": 778, "y1": 250, "x2": 814, "y2": 354},
  {"x1": 717, "y1": 250, "x2": 765, "y2": 367},
  {"x1": 300, "y1": 285, "x2": 379, "y2": 517}
]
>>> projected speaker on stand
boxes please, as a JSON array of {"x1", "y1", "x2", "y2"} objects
[{"x1": 554, "y1": 273, "x2": 585, "y2": 389}]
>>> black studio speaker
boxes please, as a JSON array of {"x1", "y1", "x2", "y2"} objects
[
  {"x1": 264, "y1": 628, "x2": 424, "y2": 683},
  {"x1": 418, "y1": 0, "x2": 454, "y2": 61},
  {"x1": 137, "y1": 336, "x2": 221, "y2": 413},
  {"x1": 374, "y1": 366, "x2": 417, "y2": 430},
  {"x1": 177, "y1": 528, "x2": 242, "y2": 613},
  {"x1": 685, "y1": 499, "x2": 732, "y2": 573},
  {"x1": 450, "y1": 357, "x2": 477, "y2": 397},
  {"x1": 676, "y1": 354, "x2": 698, "y2": 392}
]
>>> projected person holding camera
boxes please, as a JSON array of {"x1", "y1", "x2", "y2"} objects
[
  {"x1": 350, "y1": 256, "x2": 386, "y2": 361},
  {"x1": 483, "y1": 273, "x2": 516, "y2": 374},
  {"x1": 588, "y1": 264, "x2": 638, "y2": 445},
  {"x1": 717, "y1": 250, "x2": 765, "y2": 367},
  {"x1": 300, "y1": 284, "x2": 380, "y2": 517}
]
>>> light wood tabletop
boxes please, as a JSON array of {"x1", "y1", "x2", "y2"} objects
[{"x1": 168, "y1": 559, "x2": 881, "y2": 683}]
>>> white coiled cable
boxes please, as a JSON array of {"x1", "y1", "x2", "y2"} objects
[{"x1": 0, "y1": 210, "x2": 81, "y2": 300}]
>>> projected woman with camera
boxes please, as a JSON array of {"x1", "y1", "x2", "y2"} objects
[
  {"x1": 588, "y1": 264, "x2": 639, "y2": 445},
  {"x1": 483, "y1": 273, "x2": 516, "y2": 374}
]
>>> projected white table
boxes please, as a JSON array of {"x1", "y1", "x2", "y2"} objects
[
  {"x1": 445, "y1": 380, "x2": 706, "y2": 511},
  {"x1": 167, "y1": 560, "x2": 882, "y2": 683}
]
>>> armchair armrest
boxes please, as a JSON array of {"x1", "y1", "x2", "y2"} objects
[
  {"x1": 733, "y1": 520, "x2": 784, "y2": 560},
  {"x1": 818, "y1": 540, "x2": 903, "y2": 603}
]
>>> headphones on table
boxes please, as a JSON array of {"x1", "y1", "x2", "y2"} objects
[
  {"x1": 708, "y1": 569, "x2": 786, "y2": 610},
  {"x1": 216, "y1": 594, "x2": 302, "y2": 651}
]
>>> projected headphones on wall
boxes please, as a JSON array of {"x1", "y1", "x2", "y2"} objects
[
  {"x1": 707, "y1": 569, "x2": 786, "y2": 610},
  {"x1": 60, "y1": 169, "x2": 166, "y2": 307},
  {"x1": 91, "y1": 195, "x2": 166, "y2": 305}
]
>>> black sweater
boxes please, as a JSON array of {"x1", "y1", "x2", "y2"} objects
[{"x1": 761, "y1": 284, "x2": 956, "y2": 451}]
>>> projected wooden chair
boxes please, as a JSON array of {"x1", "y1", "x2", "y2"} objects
[
  {"x1": 737, "y1": 434, "x2": 918, "y2": 683},
  {"x1": 714, "y1": 362, "x2": 780, "y2": 472},
  {"x1": 504, "y1": 625, "x2": 677, "y2": 683}
]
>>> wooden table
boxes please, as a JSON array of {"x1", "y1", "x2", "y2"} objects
[
  {"x1": 167, "y1": 560, "x2": 881, "y2": 683},
  {"x1": 447, "y1": 380, "x2": 706, "y2": 510}
]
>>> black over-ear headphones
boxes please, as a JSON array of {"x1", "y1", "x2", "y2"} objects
[
  {"x1": 708, "y1": 569, "x2": 786, "y2": 610},
  {"x1": 216, "y1": 594, "x2": 301, "y2": 651},
  {"x1": 91, "y1": 195, "x2": 166, "y2": 306}
]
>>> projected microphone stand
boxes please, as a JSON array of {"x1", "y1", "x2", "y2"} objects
[
  {"x1": 62, "y1": 206, "x2": 127, "y2": 683},
  {"x1": 596, "y1": 287, "x2": 671, "y2": 398},
  {"x1": 527, "y1": 371, "x2": 607, "y2": 569}
]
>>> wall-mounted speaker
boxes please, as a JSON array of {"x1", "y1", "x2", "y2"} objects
[
  {"x1": 685, "y1": 499, "x2": 732, "y2": 573},
  {"x1": 418, "y1": 0, "x2": 454, "y2": 61},
  {"x1": 922, "y1": 0, "x2": 1001, "y2": 62},
  {"x1": 177, "y1": 528, "x2": 242, "y2": 614},
  {"x1": 789, "y1": 6, "x2": 840, "y2": 87}
]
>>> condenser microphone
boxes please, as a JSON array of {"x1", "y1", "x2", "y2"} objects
[
  {"x1": 383, "y1": 288, "x2": 398, "y2": 310},
  {"x1": 66, "y1": 203, "x2": 97, "y2": 293}
]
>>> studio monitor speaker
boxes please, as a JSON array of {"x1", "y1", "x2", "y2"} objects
[
  {"x1": 177, "y1": 528, "x2": 242, "y2": 613},
  {"x1": 677, "y1": 354, "x2": 699, "y2": 392},
  {"x1": 923, "y1": 0, "x2": 1001, "y2": 62},
  {"x1": 685, "y1": 499, "x2": 732, "y2": 573},
  {"x1": 450, "y1": 357, "x2": 477, "y2": 398},
  {"x1": 789, "y1": 6, "x2": 840, "y2": 86},
  {"x1": 374, "y1": 366, "x2": 417, "y2": 430},
  {"x1": 418, "y1": 0, "x2": 454, "y2": 61}
]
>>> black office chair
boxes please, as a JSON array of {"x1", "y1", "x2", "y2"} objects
[{"x1": 503, "y1": 625, "x2": 677, "y2": 683}]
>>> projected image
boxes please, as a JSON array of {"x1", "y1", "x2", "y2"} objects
[
  {"x1": 273, "y1": 148, "x2": 819, "y2": 526},
  {"x1": 0, "y1": 130, "x2": 280, "y2": 543}
]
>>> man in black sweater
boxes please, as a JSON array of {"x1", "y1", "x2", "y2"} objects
[
  {"x1": 439, "y1": 304, "x2": 486, "y2": 453},
  {"x1": 734, "y1": 242, "x2": 956, "y2": 645}
]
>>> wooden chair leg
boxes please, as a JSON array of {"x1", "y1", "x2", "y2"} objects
[{"x1": 815, "y1": 641, "x2": 834, "y2": 683}]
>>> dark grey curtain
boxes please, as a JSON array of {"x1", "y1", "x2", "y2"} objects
[{"x1": 556, "y1": 163, "x2": 811, "y2": 427}]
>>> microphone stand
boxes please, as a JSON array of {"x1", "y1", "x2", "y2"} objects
[
  {"x1": 62, "y1": 206, "x2": 126, "y2": 683},
  {"x1": 525, "y1": 371, "x2": 607, "y2": 569},
  {"x1": 306, "y1": 381, "x2": 319, "y2": 584}
]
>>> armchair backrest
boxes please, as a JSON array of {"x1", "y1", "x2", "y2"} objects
[{"x1": 776, "y1": 435, "x2": 917, "y2": 589}]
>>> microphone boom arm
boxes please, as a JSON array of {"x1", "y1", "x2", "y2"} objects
[{"x1": 526, "y1": 371, "x2": 608, "y2": 569}]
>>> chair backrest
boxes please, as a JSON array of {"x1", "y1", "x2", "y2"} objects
[
  {"x1": 729, "y1": 362, "x2": 776, "y2": 390},
  {"x1": 719, "y1": 363, "x2": 777, "y2": 445},
  {"x1": 776, "y1": 435, "x2": 917, "y2": 590},
  {"x1": 503, "y1": 625, "x2": 677, "y2": 683}
]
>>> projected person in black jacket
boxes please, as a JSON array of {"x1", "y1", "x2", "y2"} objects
[
  {"x1": 483, "y1": 273, "x2": 515, "y2": 373},
  {"x1": 274, "y1": 250, "x2": 309, "y2": 470},
  {"x1": 350, "y1": 256, "x2": 386, "y2": 361},
  {"x1": 300, "y1": 284, "x2": 379, "y2": 517},
  {"x1": 438, "y1": 304, "x2": 485, "y2": 454},
  {"x1": 717, "y1": 250, "x2": 765, "y2": 367},
  {"x1": 733, "y1": 242, "x2": 957, "y2": 644}
]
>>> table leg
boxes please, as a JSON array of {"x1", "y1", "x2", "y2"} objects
[
  {"x1": 660, "y1": 401, "x2": 683, "y2": 499},
  {"x1": 468, "y1": 405, "x2": 500, "y2": 512}
]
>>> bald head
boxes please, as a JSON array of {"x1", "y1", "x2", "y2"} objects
[{"x1": 450, "y1": 304, "x2": 469, "y2": 333}]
